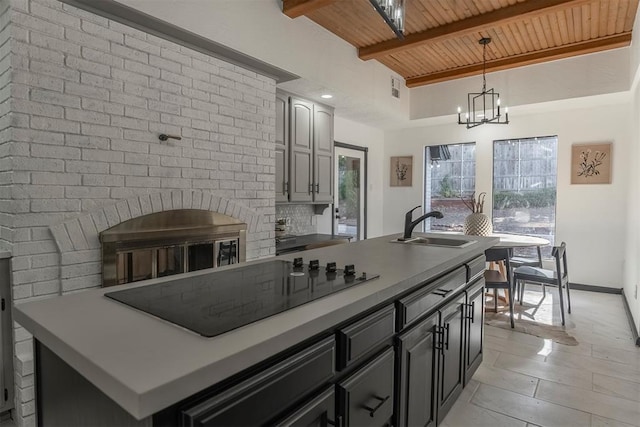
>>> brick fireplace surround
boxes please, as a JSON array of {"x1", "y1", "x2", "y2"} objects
[{"x1": 0, "y1": 0, "x2": 277, "y2": 425}]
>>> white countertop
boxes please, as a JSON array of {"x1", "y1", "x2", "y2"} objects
[{"x1": 14, "y1": 233, "x2": 497, "y2": 420}]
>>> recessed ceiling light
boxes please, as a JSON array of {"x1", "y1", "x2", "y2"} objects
[{"x1": 321, "y1": 94, "x2": 333, "y2": 99}]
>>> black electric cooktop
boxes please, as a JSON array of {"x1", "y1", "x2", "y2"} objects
[{"x1": 105, "y1": 259, "x2": 379, "y2": 338}]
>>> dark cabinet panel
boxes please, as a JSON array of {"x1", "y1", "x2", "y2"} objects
[
  {"x1": 464, "y1": 278, "x2": 485, "y2": 385},
  {"x1": 437, "y1": 295, "x2": 465, "y2": 424},
  {"x1": 290, "y1": 97, "x2": 313, "y2": 202},
  {"x1": 181, "y1": 337, "x2": 335, "y2": 426},
  {"x1": 275, "y1": 92, "x2": 289, "y2": 202},
  {"x1": 313, "y1": 104, "x2": 334, "y2": 203},
  {"x1": 466, "y1": 255, "x2": 485, "y2": 283},
  {"x1": 397, "y1": 267, "x2": 466, "y2": 329},
  {"x1": 396, "y1": 312, "x2": 439, "y2": 427},
  {"x1": 338, "y1": 347, "x2": 394, "y2": 427},
  {"x1": 337, "y1": 305, "x2": 395, "y2": 370},
  {"x1": 274, "y1": 386, "x2": 336, "y2": 427}
]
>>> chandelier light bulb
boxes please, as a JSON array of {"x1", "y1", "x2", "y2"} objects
[
  {"x1": 457, "y1": 106, "x2": 461, "y2": 113},
  {"x1": 497, "y1": 98, "x2": 501, "y2": 106}
]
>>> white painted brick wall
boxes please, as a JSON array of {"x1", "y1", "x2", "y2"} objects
[{"x1": 4, "y1": 0, "x2": 277, "y2": 424}]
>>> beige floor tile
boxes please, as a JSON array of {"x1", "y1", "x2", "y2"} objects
[
  {"x1": 450, "y1": 285, "x2": 639, "y2": 427},
  {"x1": 591, "y1": 414, "x2": 636, "y2": 427},
  {"x1": 471, "y1": 383, "x2": 591, "y2": 426},
  {"x1": 494, "y1": 352, "x2": 593, "y2": 390},
  {"x1": 545, "y1": 351, "x2": 640, "y2": 384},
  {"x1": 484, "y1": 334, "x2": 548, "y2": 361},
  {"x1": 483, "y1": 347, "x2": 501, "y2": 366},
  {"x1": 592, "y1": 373, "x2": 640, "y2": 403},
  {"x1": 536, "y1": 380, "x2": 640, "y2": 426},
  {"x1": 441, "y1": 398, "x2": 528, "y2": 427},
  {"x1": 592, "y1": 345, "x2": 640, "y2": 367},
  {"x1": 471, "y1": 363, "x2": 539, "y2": 396}
]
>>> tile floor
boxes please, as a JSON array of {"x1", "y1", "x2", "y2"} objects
[{"x1": 442, "y1": 288, "x2": 640, "y2": 427}]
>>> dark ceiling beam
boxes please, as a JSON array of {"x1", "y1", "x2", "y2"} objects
[
  {"x1": 359, "y1": 0, "x2": 591, "y2": 60},
  {"x1": 405, "y1": 33, "x2": 632, "y2": 87},
  {"x1": 283, "y1": 0, "x2": 338, "y2": 18}
]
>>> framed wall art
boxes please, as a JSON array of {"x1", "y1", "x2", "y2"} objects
[
  {"x1": 390, "y1": 156, "x2": 413, "y2": 187},
  {"x1": 571, "y1": 143, "x2": 612, "y2": 184}
]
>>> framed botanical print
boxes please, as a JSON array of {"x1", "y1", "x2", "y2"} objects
[
  {"x1": 390, "y1": 156, "x2": 413, "y2": 187},
  {"x1": 571, "y1": 143, "x2": 612, "y2": 184}
]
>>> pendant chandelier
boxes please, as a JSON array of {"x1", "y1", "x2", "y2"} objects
[
  {"x1": 457, "y1": 37, "x2": 509, "y2": 129},
  {"x1": 369, "y1": 0, "x2": 405, "y2": 40}
]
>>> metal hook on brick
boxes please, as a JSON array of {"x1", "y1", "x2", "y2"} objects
[{"x1": 158, "y1": 134, "x2": 182, "y2": 141}]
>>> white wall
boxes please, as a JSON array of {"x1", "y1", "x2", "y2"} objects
[
  {"x1": 384, "y1": 97, "x2": 632, "y2": 289},
  {"x1": 626, "y1": 77, "x2": 640, "y2": 334},
  {"x1": 330, "y1": 117, "x2": 385, "y2": 238}
]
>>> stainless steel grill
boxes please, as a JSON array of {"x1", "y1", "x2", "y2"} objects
[{"x1": 100, "y1": 209, "x2": 247, "y2": 287}]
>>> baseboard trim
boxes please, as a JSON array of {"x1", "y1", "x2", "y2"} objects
[
  {"x1": 569, "y1": 282, "x2": 622, "y2": 294},
  {"x1": 621, "y1": 289, "x2": 640, "y2": 346}
]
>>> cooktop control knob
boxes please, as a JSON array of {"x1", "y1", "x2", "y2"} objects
[
  {"x1": 326, "y1": 262, "x2": 337, "y2": 273},
  {"x1": 293, "y1": 257, "x2": 303, "y2": 268},
  {"x1": 344, "y1": 264, "x2": 356, "y2": 276},
  {"x1": 309, "y1": 259, "x2": 320, "y2": 270}
]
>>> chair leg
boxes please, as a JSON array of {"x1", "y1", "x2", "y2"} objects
[
  {"x1": 557, "y1": 282, "x2": 566, "y2": 326},
  {"x1": 494, "y1": 289, "x2": 498, "y2": 312},
  {"x1": 566, "y1": 281, "x2": 572, "y2": 314},
  {"x1": 519, "y1": 280, "x2": 525, "y2": 304},
  {"x1": 508, "y1": 284, "x2": 515, "y2": 328},
  {"x1": 542, "y1": 284, "x2": 546, "y2": 299}
]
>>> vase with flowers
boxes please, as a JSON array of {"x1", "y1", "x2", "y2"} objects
[{"x1": 461, "y1": 192, "x2": 492, "y2": 236}]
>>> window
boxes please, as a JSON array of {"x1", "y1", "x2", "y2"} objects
[
  {"x1": 424, "y1": 143, "x2": 476, "y2": 232},
  {"x1": 492, "y1": 136, "x2": 558, "y2": 256}
]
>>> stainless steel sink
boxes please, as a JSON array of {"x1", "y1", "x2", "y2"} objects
[{"x1": 392, "y1": 236, "x2": 476, "y2": 248}]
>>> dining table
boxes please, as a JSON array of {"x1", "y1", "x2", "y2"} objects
[{"x1": 437, "y1": 231, "x2": 551, "y2": 309}]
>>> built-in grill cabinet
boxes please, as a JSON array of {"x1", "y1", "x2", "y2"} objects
[{"x1": 100, "y1": 209, "x2": 246, "y2": 287}]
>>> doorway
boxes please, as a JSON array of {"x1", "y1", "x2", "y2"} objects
[{"x1": 334, "y1": 143, "x2": 367, "y2": 241}]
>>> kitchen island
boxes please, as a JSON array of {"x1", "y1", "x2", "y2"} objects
[{"x1": 14, "y1": 233, "x2": 497, "y2": 426}]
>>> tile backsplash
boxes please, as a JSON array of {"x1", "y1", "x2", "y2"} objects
[{"x1": 275, "y1": 205, "x2": 317, "y2": 235}]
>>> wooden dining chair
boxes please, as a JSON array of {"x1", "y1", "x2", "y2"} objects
[
  {"x1": 513, "y1": 242, "x2": 571, "y2": 325},
  {"x1": 484, "y1": 248, "x2": 515, "y2": 328}
]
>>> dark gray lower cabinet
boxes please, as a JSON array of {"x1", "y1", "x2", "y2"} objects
[
  {"x1": 436, "y1": 294, "x2": 465, "y2": 424},
  {"x1": 181, "y1": 337, "x2": 335, "y2": 426},
  {"x1": 396, "y1": 312, "x2": 439, "y2": 427},
  {"x1": 275, "y1": 386, "x2": 336, "y2": 427},
  {"x1": 337, "y1": 347, "x2": 394, "y2": 427},
  {"x1": 464, "y1": 279, "x2": 485, "y2": 385}
]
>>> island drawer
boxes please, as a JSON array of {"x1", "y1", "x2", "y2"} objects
[
  {"x1": 337, "y1": 346, "x2": 395, "y2": 427},
  {"x1": 336, "y1": 304, "x2": 395, "y2": 370},
  {"x1": 180, "y1": 336, "x2": 335, "y2": 426},
  {"x1": 466, "y1": 255, "x2": 486, "y2": 282},
  {"x1": 397, "y1": 267, "x2": 466, "y2": 330}
]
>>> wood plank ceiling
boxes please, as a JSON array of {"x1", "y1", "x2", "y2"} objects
[{"x1": 283, "y1": 0, "x2": 639, "y2": 88}]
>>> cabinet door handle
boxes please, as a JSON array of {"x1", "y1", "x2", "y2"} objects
[
  {"x1": 363, "y1": 395, "x2": 390, "y2": 418},
  {"x1": 434, "y1": 325, "x2": 444, "y2": 351},
  {"x1": 316, "y1": 183, "x2": 320, "y2": 193},
  {"x1": 469, "y1": 301, "x2": 475, "y2": 323},
  {"x1": 444, "y1": 323, "x2": 450, "y2": 350},
  {"x1": 327, "y1": 415, "x2": 342, "y2": 427},
  {"x1": 283, "y1": 181, "x2": 288, "y2": 195},
  {"x1": 309, "y1": 184, "x2": 313, "y2": 195},
  {"x1": 463, "y1": 302, "x2": 475, "y2": 323}
]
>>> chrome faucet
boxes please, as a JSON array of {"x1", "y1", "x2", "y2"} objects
[{"x1": 403, "y1": 206, "x2": 444, "y2": 240}]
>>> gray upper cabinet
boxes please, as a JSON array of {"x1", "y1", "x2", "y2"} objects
[
  {"x1": 313, "y1": 104, "x2": 334, "y2": 203},
  {"x1": 275, "y1": 92, "x2": 289, "y2": 203},
  {"x1": 276, "y1": 92, "x2": 334, "y2": 204},
  {"x1": 289, "y1": 97, "x2": 314, "y2": 203}
]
